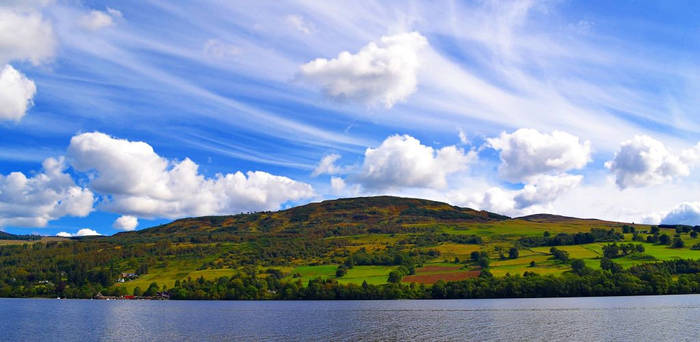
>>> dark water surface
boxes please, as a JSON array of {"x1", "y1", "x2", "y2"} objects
[{"x1": 1, "y1": 295, "x2": 698, "y2": 341}]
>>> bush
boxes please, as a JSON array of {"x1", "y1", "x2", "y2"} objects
[
  {"x1": 672, "y1": 237, "x2": 685, "y2": 248},
  {"x1": 508, "y1": 247, "x2": 519, "y2": 259},
  {"x1": 335, "y1": 266, "x2": 347, "y2": 278}
]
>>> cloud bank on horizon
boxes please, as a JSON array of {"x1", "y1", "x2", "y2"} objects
[{"x1": 1, "y1": 1, "x2": 700, "y2": 236}]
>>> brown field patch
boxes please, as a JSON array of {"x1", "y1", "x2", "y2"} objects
[{"x1": 403, "y1": 271, "x2": 480, "y2": 284}]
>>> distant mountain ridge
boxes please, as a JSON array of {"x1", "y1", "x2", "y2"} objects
[
  {"x1": 516, "y1": 213, "x2": 617, "y2": 224},
  {"x1": 0, "y1": 231, "x2": 41, "y2": 241}
]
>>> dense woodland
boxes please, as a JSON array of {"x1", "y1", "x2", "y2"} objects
[{"x1": 1, "y1": 196, "x2": 700, "y2": 300}]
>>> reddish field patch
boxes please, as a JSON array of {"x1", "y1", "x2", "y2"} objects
[
  {"x1": 417, "y1": 265, "x2": 462, "y2": 273},
  {"x1": 403, "y1": 271, "x2": 480, "y2": 284}
]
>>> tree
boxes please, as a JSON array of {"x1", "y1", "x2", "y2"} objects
[
  {"x1": 672, "y1": 237, "x2": 684, "y2": 248},
  {"x1": 603, "y1": 244, "x2": 620, "y2": 258},
  {"x1": 691, "y1": 231, "x2": 698, "y2": 238},
  {"x1": 550, "y1": 247, "x2": 569, "y2": 262},
  {"x1": 136, "y1": 263, "x2": 148, "y2": 275},
  {"x1": 335, "y1": 266, "x2": 347, "y2": 278},
  {"x1": 478, "y1": 256, "x2": 490, "y2": 269},
  {"x1": 470, "y1": 251, "x2": 481, "y2": 262},
  {"x1": 659, "y1": 234, "x2": 671, "y2": 245},
  {"x1": 387, "y1": 271, "x2": 403, "y2": 283},
  {"x1": 133, "y1": 286, "x2": 142, "y2": 296},
  {"x1": 600, "y1": 257, "x2": 623, "y2": 273},
  {"x1": 144, "y1": 282, "x2": 160, "y2": 297},
  {"x1": 529, "y1": 261, "x2": 536, "y2": 267},
  {"x1": 571, "y1": 259, "x2": 587, "y2": 275},
  {"x1": 508, "y1": 247, "x2": 519, "y2": 259}
]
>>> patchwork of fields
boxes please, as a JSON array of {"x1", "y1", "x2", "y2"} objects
[
  {"x1": 112, "y1": 222, "x2": 700, "y2": 289},
  {"x1": 4, "y1": 197, "x2": 699, "y2": 293}
]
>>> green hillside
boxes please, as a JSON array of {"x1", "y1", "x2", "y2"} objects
[{"x1": 1, "y1": 196, "x2": 700, "y2": 299}]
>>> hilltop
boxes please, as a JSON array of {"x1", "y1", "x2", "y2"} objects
[{"x1": 115, "y1": 196, "x2": 508, "y2": 241}]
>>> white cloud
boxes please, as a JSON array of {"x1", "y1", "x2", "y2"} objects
[
  {"x1": 358, "y1": 134, "x2": 475, "y2": 189},
  {"x1": 67, "y1": 132, "x2": 314, "y2": 219},
  {"x1": 74, "y1": 228, "x2": 101, "y2": 237},
  {"x1": 464, "y1": 187, "x2": 517, "y2": 216},
  {"x1": 455, "y1": 174, "x2": 582, "y2": 216},
  {"x1": 330, "y1": 176, "x2": 346, "y2": 194},
  {"x1": 0, "y1": 157, "x2": 94, "y2": 228},
  {"x1": 311, "y1": 153, "x2": 342, "y2": 177},
  {"x1": 513, "y1": 174, "x2": 582, "y2": 209},
  {"x1": 0, "y1": 7, "x2": 55, "y2": 65},
  {"x1": 660, "y1": 202, "x2": 700, "y2": 226},
  {"x1": 0, "y1": 64, "x2": 36, "y2": 121},
  {"x1": 57, "y1": 228, "x2": 102, "y2": 237},
  {"x1": 113, "y1": 215, "x2": 138, "y2": 231},
  {"x1": 487, "y1": 128, "x2": 591, "y2": 182},
  {"x1": 0, "y1": 5, "x2": 56, "y2": 122},
  {"x1": 299, "y1": 32, "x2": 428, "y2": 108},
  {"x1": 286, "y1": 14, "x2": 313, "y2": 34},
  {"x1": 605, "y1": 135, "x2": 690, "y2": 189},
  {"x1": 80, "y1": 9, "x2": 121, "y2": 31},
  {"x1": 458, "y1": 128, "x2": 469, "y2": 145}
]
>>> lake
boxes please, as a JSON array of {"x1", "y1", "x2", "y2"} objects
[{"x1": 1, "y1": 295, "x2": 698, "y2": 341}]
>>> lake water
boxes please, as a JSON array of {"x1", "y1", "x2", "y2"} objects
[{"x1": 1, "y1": 295, "x2": 698, "y2": 341}]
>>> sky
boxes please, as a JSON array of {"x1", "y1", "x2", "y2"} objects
[{"x1": 1, "y1": 0, "x2": 700, "y2": 237}]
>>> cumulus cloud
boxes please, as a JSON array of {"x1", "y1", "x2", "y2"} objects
[
  {"x1": 0, "y1": 157, "x2": 94, "y2": 228},
  {"x1": 487, "y1": 128, "x2": 591, "y2": 182},
  {"x1": 79, "y1": 8, "x2": 121, "y2": 31},
  {"x1": 464, "y1": 187, "x2": 517, "y2": 215},
  {"x1": 67, "y1": 132, "x2": 314, "y2": 219},
  {"x1": 0, "y1": 4, "x2": 56, "y2": 122},
  {"x1": 358, "y1": 134, "x2": 475, "y2": 189},
  {"x1": 56, "y1": 228, "x2": 101, "y2": 237},
  {"x1": 0, "y1": 64, "x2": 36, "y2": 121},
  {"x1": 113, "y1": 215, "x2": 138, "y2": 231},
  {"x1": 311, "y1": 153, "x2": 342, "y2": 177},
  {"x1": 605, "y1": 135, "x2": 690, "y2": 189},
  {"x1": 299, "y1": 32, "x2": 428, "y2": 108},
  {"x1": 459, "y1": 174, "x2": 582, "y2": 215},
  {"x1": 0, "y1": 7, "x2": 55, "y2": 65},
  {"x1": 513, "y1": 174, "x2": 582, "y2": 209},
  {"x1": 660, "y1": 202, "x2": 700, "y2": 226},
  {"x1": 286, "y1": 14, "x2": 313, "y2": 34}
]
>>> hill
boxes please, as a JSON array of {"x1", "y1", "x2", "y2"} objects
[
  {"x1": 1, "y1": 196, "x2": 700, "y2": 300},
  {"x1": 115, "y1": 196, "x2": 508, "y2": 241}
]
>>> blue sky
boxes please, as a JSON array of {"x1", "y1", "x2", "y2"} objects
[{"x1": 1, "y1": 0, "x2": 700, "y2": 236}]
